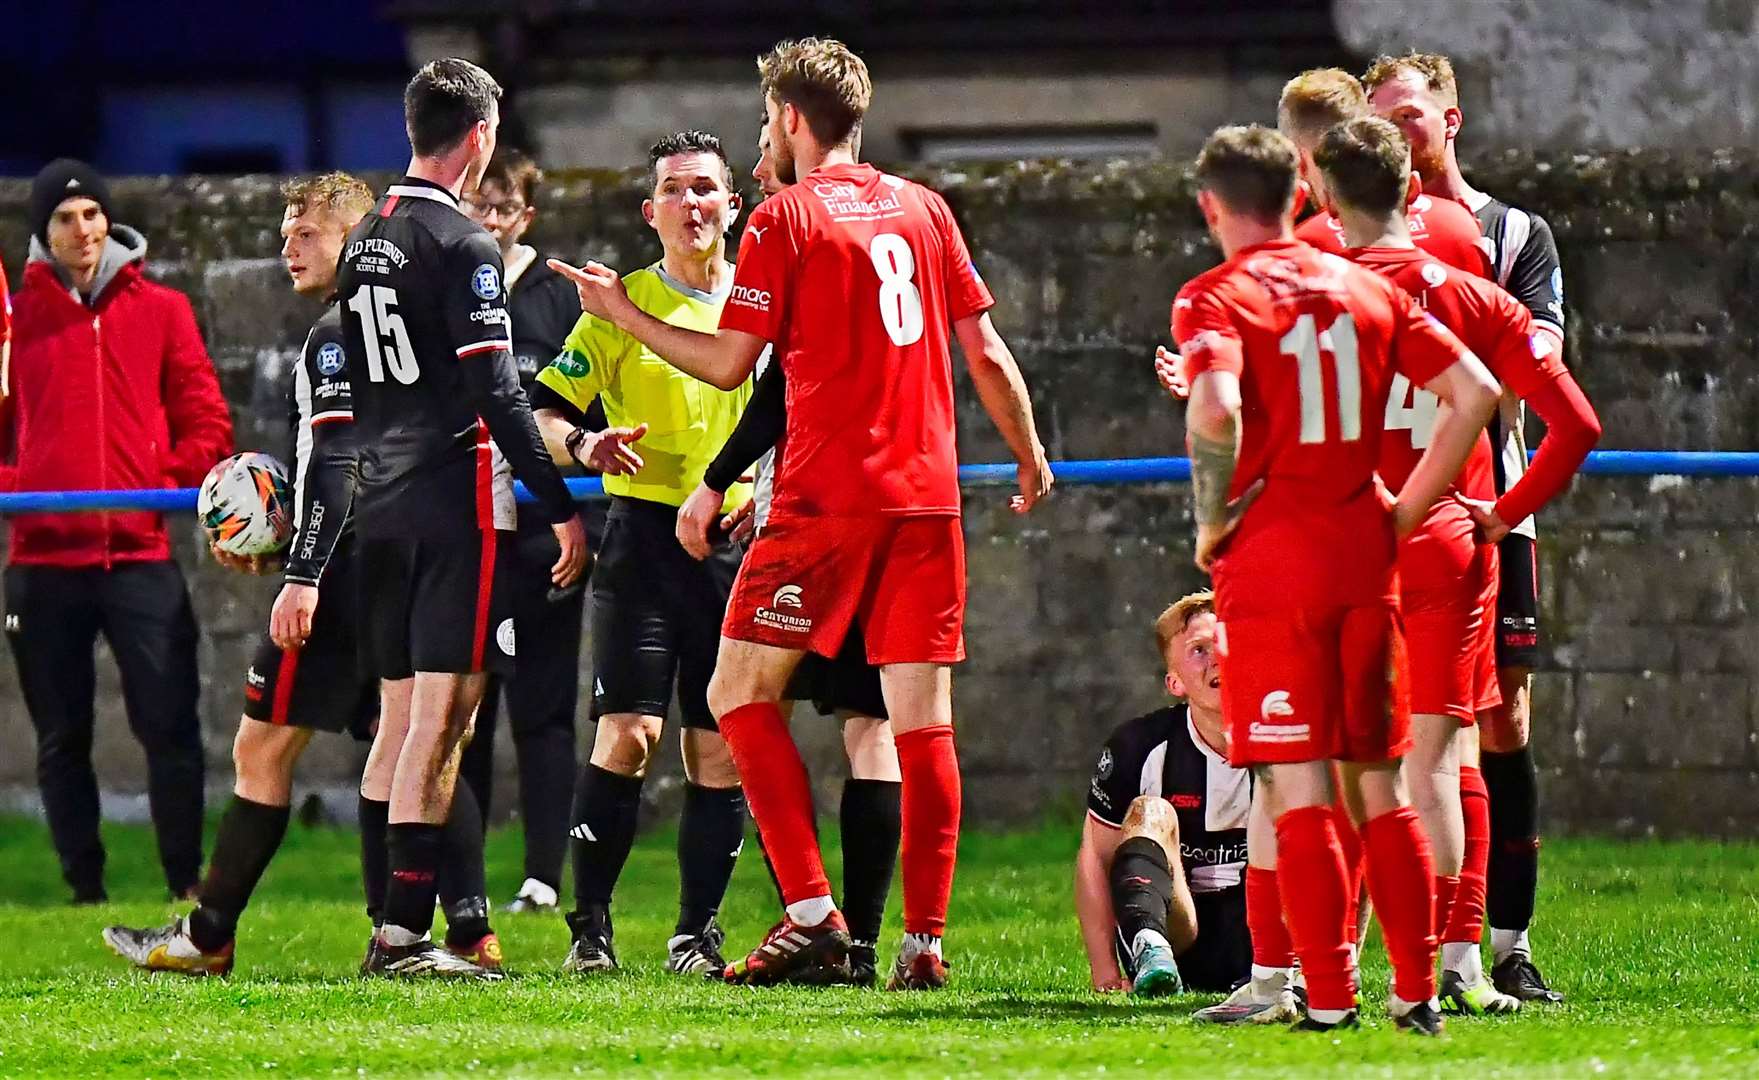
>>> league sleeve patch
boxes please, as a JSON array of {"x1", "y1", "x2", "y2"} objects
[
  {"x1": 548, "y1": 349, "x2": 591, "y2": 379},
  {"x1": 316, "y1": 341, "x2": 346, "y2": 376},
  {"x1": 472, "y1": 263, "x2": 502, "y2": 301}
]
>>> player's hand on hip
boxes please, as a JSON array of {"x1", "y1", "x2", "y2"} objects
[
  {"x1": 1452, "y1": 492, "x2": 1511, "y2": 543},
  {"x1": 675, "y1": 481, "x2": 725, "y2": 560},
  {"x1": 1193, "y1": 478, "x2": 1264, "y2": 572},
  {"x1": 1011, "y1": 450, "x2": 1054, "y2": 513},
  {"x1": 269, "y1": 582, "x2": 319, "y2": 650},
  {"x1": 721, "y1": 497, "x2": 757, "y2": 544},
  {"x1": 581, "y1": 424, "x2": 648, "y2": 475},
  {"x1": 550, "y1": 515, "x2": 589, "y2": 588},
  {"x1": 548, "y1": 259, "x2": 633, "y2": 323},
  {"x1": 1154, "y1": 344, "x2": 1190, "y2": 400}
]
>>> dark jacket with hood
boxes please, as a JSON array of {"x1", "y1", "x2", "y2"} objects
[{"x1": 2, "y1": 225, "x2": 234, "y2": 567}]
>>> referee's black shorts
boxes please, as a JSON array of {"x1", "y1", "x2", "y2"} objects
[
  {"x1": 785, "y1": 623, "x2": 888, "y2": 720},
  {"x1": 242, "y1": 540, "x2": 378, "y2": 739},
  {"x1": 1114, "y1": 884, "x2": 1251, "y2": 994},
  {"x1": 359, "y1": 530, "x2": 517, "y2": 680},
  {"x1": 591, "y1": 495, "x2": 741, "y2": 730},
  {"x1": 1495, "y1": 533, "x2": 1542, "y2": 669}
]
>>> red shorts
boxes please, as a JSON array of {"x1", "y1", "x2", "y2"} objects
[
  {"x1": 723, "y1": 514, "x2": 966, "y2": 665},
  {"x1": 1472, "y1": 541, "x2": 1503, "y2": 715},
  {"x1": 1215, "y1": 602, "x2": 1411, "y2": 767},
  {"x1": 1400, "y1": 529, "x2": 1497, "y2": 725}
]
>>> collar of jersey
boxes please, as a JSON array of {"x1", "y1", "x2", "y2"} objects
[
  {"x1": 387, "y1": 176, "x2": 462, "y2": 208},
  {"x1": 652, "y1": 261, "x2": 731, "y2": 304},
  {"x1": 1184, "y1": 709, "x2": 1229, "y2": 764},
  {"x1": 1351, "y1": 244, "x2": 1427, "y2": 263},
  {"x1": 1234, "y1": 237, "x2": 1305, "y2": 259}
]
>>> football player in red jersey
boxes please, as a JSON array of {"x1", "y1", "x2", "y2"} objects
[
  {"x1": 1176, "y1": 124, "x2": 1498, "y2": 1034},
  {"x1": 1316, "y1": 117, "x2": 1600, "y2": 1014},
  {"x1": 1364, "y1": 52, "x2": 1571, "y2": 1004},
  {"x1": 550, "y1": 37, "x2": 1052, "y2": 990}
]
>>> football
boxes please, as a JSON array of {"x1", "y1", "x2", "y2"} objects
[{"x1": 197, "y1": 451, "x2": 293, "y2": 557}]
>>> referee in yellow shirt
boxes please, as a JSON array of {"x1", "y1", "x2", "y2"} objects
[{"x1": 531, "y1": 131, "x2": 753, "y2": 979}]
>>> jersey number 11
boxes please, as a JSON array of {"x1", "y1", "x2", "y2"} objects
[{"x1": 1279, "y1": 312, "x2": 1361, "y2": 445}]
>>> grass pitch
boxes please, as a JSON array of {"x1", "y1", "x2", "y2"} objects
[{"x1": 0, "y1": 816, "x2": 1755, "y2": 1077}]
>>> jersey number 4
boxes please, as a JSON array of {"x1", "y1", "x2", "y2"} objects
[
  {"x1": 869, "y1": 234, "x2": 924, "y2": 347},
  {"x1": 1384, "y1": 375, "x2": 1439, "y2": 449},
  {"x1": 1279, "y1": 312, "x2": 1360, "y2": 444},
  {"x1": 346, "y1": 285, "x2": 419, "y2": 384}
]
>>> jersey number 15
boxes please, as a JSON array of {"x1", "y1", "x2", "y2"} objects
[{"x1": 346, "y1": 285, "x2": 419, "y2": 385}]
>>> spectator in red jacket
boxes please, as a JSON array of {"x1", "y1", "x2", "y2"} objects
[{"x1": 3, "y1": 159, "x2": 233, "y2": 903}]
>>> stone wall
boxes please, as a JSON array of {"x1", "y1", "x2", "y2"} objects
[{"x1": 0, "y1": 151, "x2": 1754, "y2": 836}]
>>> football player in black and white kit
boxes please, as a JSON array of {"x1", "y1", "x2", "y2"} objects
[
  {"x1": 1366, "y1": 52, "x2": 1567, "y2": 1005},
  {"x1": 457, "y1": 148, "x2": 608, "y2": 918},
  {"x1": 103, "y1": 173, "x2": 497, "y2": 975},
  {"x1": 1073, "y1": 590, "x2": 1257, "y2": 997},
  {"x1": 673, "y1": 122, "x2": 902, "y2": 986},
  {"x1": 340, "y1": 59, "x2": 586, "y2": 980}
]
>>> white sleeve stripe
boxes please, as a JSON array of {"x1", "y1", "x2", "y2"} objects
[
  {"x1": 456, "y1": 339, "x2": 511, "y2": 356},
  {"x1": 310, "y1": 410, "x2": 352, "y2": 423},
  {"x1": 1086, "y1": 808, "x2": 1123, "y2": 830}
]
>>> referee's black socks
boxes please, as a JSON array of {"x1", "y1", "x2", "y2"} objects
[
  {"x1": 840, "y1": 779, "x2": 901, "y2": 945},
  {"x1": 569, "y1": 764, "x2": 643, "y2": 930},
  {"x1": 439, "y1": 780, "x2": 492, "y2": 948},
  {"x1": 1482, "y1": 746, "x2": 1542, "y2": 942},
  {"x1": 187, "y1": 796, "x2": 290, "y2": 953},
  {"x1": 1110, "y1": 836, "x2": 1175, "y2": 949},
  {"x1": 675, "y1": 782, "x2": 746, "y2": 937},
  {"x1": 359, "y1": 796, "x2": 390, "y2": 925}
]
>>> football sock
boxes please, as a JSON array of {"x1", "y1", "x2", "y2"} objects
[
  {"x1": 568, "y1": 763, "x2": 644, "y2": 915},
  {"x1": 840, "y1": 778, "x2": 901, "y2": 943},
  {"x1": 1433, "y1": 874, "x2": 1459, "y2": 955},
  {"x1": 785, "y1": 895, "x2": 837, "y2": 927},
  {"x1": 1274, "y1": 805, "x2": 1355, "y2": 1013},
  {"x1": 358, "y1": 796, "x2": 390, "y2": 925},
  {"x1": 1333, "y1": 803, "x2": 1365, "y2": 945},
  {"x1": 1442, "y1": 940, "x2": 1486, "y2": 986},
  {"x1": 719, "y1": 702, "x2": 830, "y2": 904},
  {"x1": 515, "y1": 722, "x2": 575, "y2": 890},
  {"x1": 382, "y1": 822, "x2": 445, "y2": 939},
  {"x1": 753, "y1": 831, "x2": 788, "y2": 908},
  {"x1": 187, "y1": 796, "x2": 290, "y2": 952},
  {"x1": 895, "y1": 725, "x2": 961, "y2": 936},
  {"x1": 1110, "y1": 835, "x2": 1174, "y2": 948},
  {"x1": 1362, "y1": 806, "x2": 1438, "y2": 1006},
  {"x1": 1491, "y1": 927, "x2": 1531, "y2": 963},
  {"x1": 675, "y1": 782, "x2": 747, "y2": 936},
  {"x1": 439, "y1": 780, "x2": 491, "y2": 948},
  {"x1": 1483, "y1": 747, "x2": 1541, "y2": 940},
  {"x1": 903, "y1": 930, "x2": 943, "y2": 960},
  {"x1": 1446, "y1": 765, "x2": 1491, "y2": 947},
  {"x1": 1245, "y1": 866, "x2": 1296, "y2": 969}
]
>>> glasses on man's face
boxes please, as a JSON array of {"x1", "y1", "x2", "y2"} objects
[{"x1": 465, "y1": 199, "x2": 526, "y2": 221}]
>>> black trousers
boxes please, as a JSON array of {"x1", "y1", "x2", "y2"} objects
[
  {"x1": 458, "y1": 509, "x2": 597, "y2": 890},
  {"x1": 5, "y1": 560, "x2": 205, "y2": 896}
]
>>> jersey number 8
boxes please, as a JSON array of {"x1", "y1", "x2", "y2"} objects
[
  {"x1": 868, "y1": 234, "x2": 924, "y2": 347},
  {"x1": 346, "y1": 285, "x2": 419, "y2": 384}
]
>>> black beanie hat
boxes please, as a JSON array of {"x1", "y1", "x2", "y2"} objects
[{"x1": 31, "y1": 159, "x2": 112, "y2": 244}]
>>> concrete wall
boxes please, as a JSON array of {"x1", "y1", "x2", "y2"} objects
[{"x1": 0, "y1": 152, "x2": 1754, "y2": 836}]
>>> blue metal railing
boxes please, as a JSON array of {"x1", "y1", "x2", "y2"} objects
[{"x1": 0, "y1": 452, "x2": 1753, "y2": 513}]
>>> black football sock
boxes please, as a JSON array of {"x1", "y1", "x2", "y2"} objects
[
  {"x1": 1483, "y1": 746, "x2": 1541, "y2": 935},
  {"x1": 839, "y1": 778, "x2": 901, "y2": 944},
  {"x1": 568, "y1": 764, "x2": 643, "y2": 928},
  {"x1": 358, "y1": 796, "x2": 390, "y2": 926},
  {"x1": 754, "y1": 829, "x2": 787, "y2": 909},
  {"x1": 439, "y1": 780, "x2": 491, "y2": 948},
  {"x1": 187, "y1": 796, "x2": 290, "y2": 953},
  {"x1": 1110, "y1": 836, "x2": 1174, "y2": 947},
  {"x1": 515, "y1": 722, "x2": 576, "y2": 890},
  {"x1": 676, "y1": 782, "x2": 747, "y2": 936},
  {"x1": 381, "y1": 822, "x2": 445, "y2": 941}
]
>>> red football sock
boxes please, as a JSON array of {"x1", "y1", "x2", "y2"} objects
[
  {"x1": 1446, "y1": 765, "x2": 1490, "y2": 945},
  {"x1": 1362, "y1": 806, "x2": 1438, "y2": 1004},
  {"x1": 1333, "y1": 802, "x2": 1365, "y2": 945},
  {"x1": 1274, "y1": 805, "x2": 1355, "y2": 1012},
  {"x1": 1434, "y1": 874, "x2": 1460, "y2": 946},
  {"x1": 1245, "y1": 866, "x2": 1295, "y2": 968},
  {"x1": 717, "y1": 702, "x2": 829, "y2": 905},
  {"x1": 895, "y1": 725, "x2": 961, "y2": 936}
]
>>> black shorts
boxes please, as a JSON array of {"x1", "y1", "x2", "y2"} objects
[
  {"x1": 1495, "y1": 533, "x2": 1541, "y2": 668},
  {"x1": 591, "y1": 496, "x2": 741, "y2": 730},
  {"x1": 243, "y1": 543, "x2": 378, "y2": 738},
  {"x1": 1114, "y1": 884, "x2": 1251, "y2": 994},
  {"x1": 359, "y1": 531, "x2": 517, "y2": 680},
  {"x1": 785, "y1": 623, "x2": 888, "y2": 720}
]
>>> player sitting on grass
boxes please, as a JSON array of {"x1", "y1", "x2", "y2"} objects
[{"x1": 1074, "y1": 590, "x2": 1256, "y2": 998}]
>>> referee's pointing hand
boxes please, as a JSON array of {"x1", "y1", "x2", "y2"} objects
[{"x1": 549, "y1": 259, "x2": 633, "y2": 324}]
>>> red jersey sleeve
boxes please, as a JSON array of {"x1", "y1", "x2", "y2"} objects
[
  {"x1": 1477, "y1": 286, "x2": 1567, "y2": 398},
  {"x1": 930, "y1": 191, "x2": 994, "y2": 322},
  {"x1": 1171, "y1": 285, "x2": 1244, "y2": 378},
  {"x1": 719, "y1": 200, "x2": 794, "y2": 341},
  {"x1": 1387, "y1": 284, "x2": 1470, "y2": 387}
]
